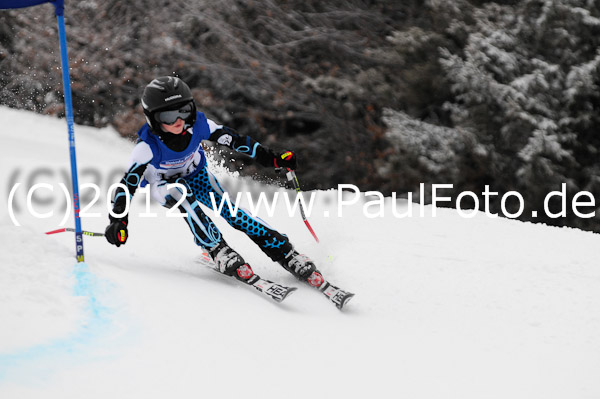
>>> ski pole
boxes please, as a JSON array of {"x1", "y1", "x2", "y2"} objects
[
  {"x1": 285, "y1": 168, "x2": 320, "y2": 243},
  {"x1": 46, "y1": 228, "x2": 105, "y2": 237}
]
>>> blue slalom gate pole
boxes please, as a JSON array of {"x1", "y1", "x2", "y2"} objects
[
  {"x1": 0, "y1": 0, "x2": 85, "y2": 262},
  {"x1": 54, "y1": 2, "x2": 85, "y2": 262}
]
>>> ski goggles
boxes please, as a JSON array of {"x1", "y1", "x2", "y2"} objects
[{"x1": 154, "y1": 102, "x2": 193, "y2": 125}]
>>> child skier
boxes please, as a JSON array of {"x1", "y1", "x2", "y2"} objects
[{"x1": 104, "y1": 76, "x2": 353, "y2": 308}]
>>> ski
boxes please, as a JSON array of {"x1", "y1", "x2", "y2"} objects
[
  {"x1": 245, "y1": 275, "x2": 297, "y2": 303},
  {"x1": 197, "y1": 253, "x2": 297, "y2": 303},
  {"x1": 197, "y1": 253, "x2": 353, "y2": 308},
  {"x1": 318, "y1": 281, "x2": 354, "y2": 310}
]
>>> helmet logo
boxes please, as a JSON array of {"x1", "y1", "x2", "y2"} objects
[
  {"x1": 147, "y1": 79, "x2": 166, "y2": 90},
  {"x1": 165, "y1": 94, "x2": 182, "y2": 102},
  {"x1": 147, "y1": 76, "x2": 180, "y2": 91}
]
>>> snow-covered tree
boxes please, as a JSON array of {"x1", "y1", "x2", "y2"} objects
[{"x1": 433, "y1": 0, "x2": 600, "y2": 223}]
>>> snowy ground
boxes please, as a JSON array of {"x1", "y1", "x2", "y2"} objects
[{"x1": 1, "y1": 106, "x2": 600, "y2": 399}]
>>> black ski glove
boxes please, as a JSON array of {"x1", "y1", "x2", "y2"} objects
[
  {"x1": 255, "y1": 146, "x2": 298, "y2": 170},
  {"x1": 105, "y1": 220, "x2": 128, "y2": 247},
  {"x1": 274, "y1": 151, "x2": 297, "y2": 170}
]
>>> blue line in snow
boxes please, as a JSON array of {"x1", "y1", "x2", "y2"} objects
[{"x1": 0, "y1": 262, "x2": 115, "y2": 383}]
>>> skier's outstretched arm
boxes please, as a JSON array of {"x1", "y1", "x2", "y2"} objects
[
  {"x1": 207, "y1": 122, "x2": 297, "y2": 170},
  {"x1": 105, "y1": 142, "x2": 151, "y2": 247}
]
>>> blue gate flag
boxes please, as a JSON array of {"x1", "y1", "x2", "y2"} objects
[
  {"x1": 1, "y1": 0, "x2": 85, "y2": 262},
  {"x1": 0, "y1": 0, "x2": 51, "y2": 8},
  {"x1": 0, "y1": 0, "x2": 63, "y2": 15}
]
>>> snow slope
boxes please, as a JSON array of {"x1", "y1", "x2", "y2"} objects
[{"x1": 1, "y1": 106, "x2": 600, "y2": 399}]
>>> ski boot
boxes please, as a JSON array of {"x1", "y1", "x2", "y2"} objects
[
  {"x1": 209, "y1": 241, "x2": 254, "y2": 281},
  {"x1": 280, "y1": 250, "x2": 354, "y2": 310},
  {"x1": 280, "y1": 250, "x2": 324, "y2": 288}
]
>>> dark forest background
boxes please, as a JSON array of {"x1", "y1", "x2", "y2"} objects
[{"x1": 1, "y1": 0, "x2": 600, "y2": 231}]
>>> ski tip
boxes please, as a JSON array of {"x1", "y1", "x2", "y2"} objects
[
  {"x1": 336, "y1": 292, "x2": 355, "y2": 310},
  {"x1": 277, "y1": 286, "x2": 298, "y2": 302}
]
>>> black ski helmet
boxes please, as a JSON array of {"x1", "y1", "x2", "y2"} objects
[{"x1": 141, "y1": 76, "x2": 197, "y2": 133}]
